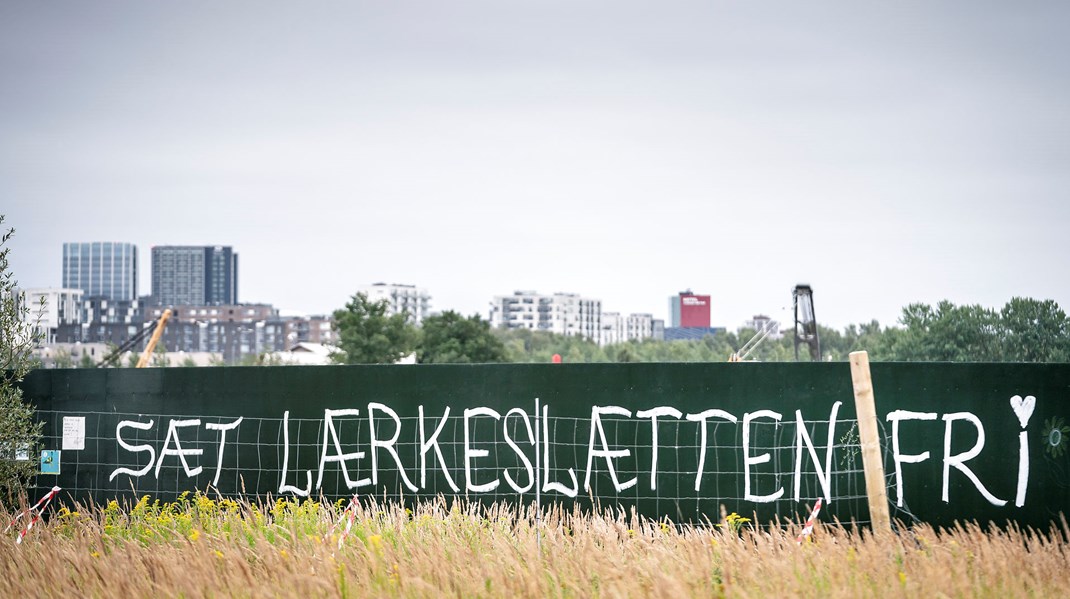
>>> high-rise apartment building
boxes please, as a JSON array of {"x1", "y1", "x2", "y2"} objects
[
  {"x1": 151, "y1": 246, "x2": 238, "y2": 306},
  {"x1": 490, "y1": 290, "x2": 602, "y2": 342},
  {"x1": 62, "y1": 242, "x2": 138, "y2": 301},
  {"x1": 359, "y1": 283, "x2": 431, "y2": 325}
]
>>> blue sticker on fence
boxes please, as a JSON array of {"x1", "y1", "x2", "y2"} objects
[{"x1": 40, "y1": 450, "x2": 60, "y2": 475}]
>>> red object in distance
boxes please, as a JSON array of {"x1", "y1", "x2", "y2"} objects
[
  {"x1": 679, "y1": 294, "x2": 711, "y2": 328},
  {"x1": 552, "y1": 354, "x2": 562, "y2": 364}
]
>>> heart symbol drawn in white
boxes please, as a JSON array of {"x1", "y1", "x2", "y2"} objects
[{"x1": 1010, "y1": 394, "x2": 1036, "y2": 429}]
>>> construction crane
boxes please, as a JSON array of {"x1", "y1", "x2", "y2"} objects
[
  {"x1": 97, "y1": 308, "x2": 172, "y2": 368},
  {"x1": 136, "y1": 308, "x2": 172, "y2": 367},
  {"x1": 729, "y1": 320, "x2": 777, "y2": 362},
  {"x1": 793, "y1": 284, "x2": 821, "y2": 361},
  {"x1": 728, "y1": 285, "x2": 821, "y2": 363}
]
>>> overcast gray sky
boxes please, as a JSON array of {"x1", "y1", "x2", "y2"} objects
[{"x1": 3, "y1": 1, "x2": 1068, "y2": 330}]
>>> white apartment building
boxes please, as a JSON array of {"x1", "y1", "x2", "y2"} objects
[
  {"x1": 490, "y1": 290, "x2": 602, "y2": 342},
  {"x1": 359, "y1": 283, "x2": 431, "y2": 325},
  {"x1": 626, "y1": 313, "x2": 655, "y2": 341},
  {"x1": 597, "y1": 312, "x2": 658, "y2": 345},
  {"x1": 15, "y1": 288, "x2": 84, "y2": 344},
  {"x1": 600, "y1": 312, "x2": 624, "y2": 345}
]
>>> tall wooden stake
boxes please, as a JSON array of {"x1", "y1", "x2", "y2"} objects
[{"x1": 849, "y1": 351, "x2": 891, "y2": 533}]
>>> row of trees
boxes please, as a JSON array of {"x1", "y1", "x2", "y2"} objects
[
  {"x1": 331, "y1": 293, "x2": 508, "y2": 364},
  {"x1": 332, "y1": 293, "x2": 1070, "y2": 364}
]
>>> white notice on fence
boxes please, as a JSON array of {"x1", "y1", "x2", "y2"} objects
[{"x1": 62, "y1": 416, "x2": 85, "y2": 450}]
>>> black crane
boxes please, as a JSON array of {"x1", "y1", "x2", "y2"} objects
[{"x1": 793, "y1": 284, "x2": 821, "y2": 361}]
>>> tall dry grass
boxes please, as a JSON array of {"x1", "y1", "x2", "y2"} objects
[{"x1": 1, "y1": 494, "x2": 1068, "y2": 598}]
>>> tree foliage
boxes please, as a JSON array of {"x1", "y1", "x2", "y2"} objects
[
  {"x1": 858, "y1": 298, "x2": 1068, "y2": 362},
  {"x1": 879, "y1": 301, "x2": 1001, "y2": 361},
  {"x1": 331, "y1": 293, "x2": 418, "y2": 364},
  {"x1": 489, "y1": 297, "x2": 1069, "y2": 364},
  {"x1": 496, "y1": 329, "x2": 738, "y2": 363},
  {"x1": 999, "y1": 298, "x2": 1070, "y2": 362},
  {"x1": 52, "y1": 347, "x2": 74, "y2": 369},
  {"x1": 0, "y1": 216, "x2": 44, "y2": 504},
  {"x1": 332, "y1": 295, "x2": 1068, "y2": 366},
  {"x1": 418, "y1": 311, "x2": 506, "y2": 364},
  {"x1": 495, "y1": 328, "x2": 609, "y2": 363}
]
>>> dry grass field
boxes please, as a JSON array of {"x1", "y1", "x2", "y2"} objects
[{"x1": 2, "y1": 494, "x2": 1068, "y2": 598}]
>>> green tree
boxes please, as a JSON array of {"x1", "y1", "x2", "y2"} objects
[
  {"x1": 874, "y1": 299, "x2": 1070, "y2": 362},
  {"x1": 331, "y1": 292, "x2": 417, "y2": 364},
  {"x1": 418, "y1": 311, "x2": 507, "y2": 364},
  {"x1": 150, "y1": 343, "x2": 170, "y2": 367},
  {"x1": 836, "y1": 320, "x2": 890, "y2": 360},
  {"x1": 238, "y1": 352, "x2": 285, "y2": 366},
  {"x1": 51, "y1": 347, "x2": 74, "y2": 368},
  {"x1": 885, "y1": 301, "x2": 1002, "y2": 361},
  {"x1": 238, "y1": 353, "x2": 261, "y2": 366},
  {"x1": 0, "y1": 217, "x2": 44, "y2": 503},
  {"x1": 613, "y1": 345, "x2": 638, "y2": 363},
  {"x1": 495, "y1": 329, "x2": 608, "y2": 363},
  {"x1": 77, "y1": 352, "x2": 95, "y2": 368},
  {"x1": 999, "y1": 297, "x2": 1070, "y2": 362}
]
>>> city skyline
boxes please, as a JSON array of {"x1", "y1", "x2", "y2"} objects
[
  {"x1": 4, "y1": 2, "x2": 1068, "y2": 330},
  {"x1": 33, "y1": 238, "x2": 708, "y2": 328}
]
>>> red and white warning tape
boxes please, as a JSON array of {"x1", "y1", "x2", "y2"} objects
[
  {"x1": 8, "y1": 486, "x2": 62, "y2": 545},
  {"x1": 330, "y1": 495, "x2": 359, "y2": 549},
  {"x1": 795, "y1": 498, "x2": 823, "y2": 544}
]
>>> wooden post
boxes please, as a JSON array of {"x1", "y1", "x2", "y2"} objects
[{"x1": 849, "y1": 351, "x2": 892, "y2": 533}]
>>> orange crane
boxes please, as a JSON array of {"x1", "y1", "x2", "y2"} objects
[
  {"x1": 135, "y1": 308, "x2": 172, "y2": 368},
  {"x1": 97, "y1": 308, "x2": 174, "y2": 368}
]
